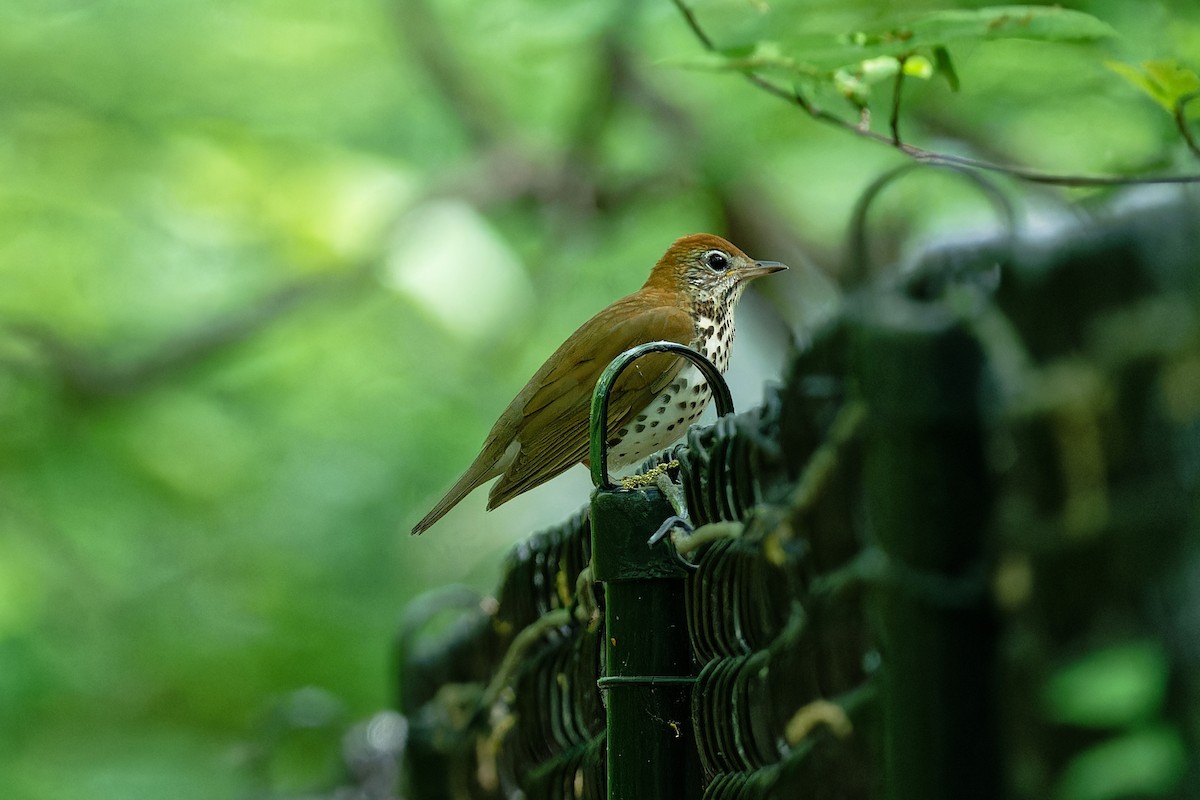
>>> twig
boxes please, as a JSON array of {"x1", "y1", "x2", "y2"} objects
[
  {"x1": 890, "y1": 58, "x2": 907, "y2": 146},
  {"x1": 390, "y1": 0, "x2": 509, "y2": 149},
  {"x1": 671, "y1": 0, "x2": 1200, "y2": 187},
  {"x1": 6, "y1": 269, "x2": 367, "y2": 400},
  {"x1": 673, "y1": 0, "x2": 714, "y2": 50}
]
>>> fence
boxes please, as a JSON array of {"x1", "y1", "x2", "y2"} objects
[{"x1": 393, "y1": 186, "x2": 1200, "y2": 800}]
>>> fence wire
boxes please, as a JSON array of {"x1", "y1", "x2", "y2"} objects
[{"x1": 392, "y1": 189, "x2": 1200, "y2": 800}]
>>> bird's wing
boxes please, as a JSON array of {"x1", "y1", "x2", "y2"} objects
[{"x1": 486, "y1": 300, "x2": 694, "y2": 509}]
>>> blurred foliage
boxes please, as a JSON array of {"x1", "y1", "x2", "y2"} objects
[
  {"x1": 1109, "y1": 59, "x2": 1200, "y2": 114},
  {"x1": 1043, "y1": 641, "x2": 1170, "y2": 730},
  {"x1": 678, "y1": 5, "x2": 1118, "y2": 111},
  {"x1": 0, "y1": 0, "x2": 1197, "y2": 798}
]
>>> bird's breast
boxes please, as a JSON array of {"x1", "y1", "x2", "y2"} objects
[
  {"x1": 607, "y1": 364, "x2": 714, "y2": 471},
  {"x1": 693, "y1": 311, "x2": 734, "y2": 372},
  {"x1": 605, "y1": 309, "x2": 735, "y2": 472}
]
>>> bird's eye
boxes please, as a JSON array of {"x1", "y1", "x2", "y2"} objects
[{"x1": 704, "y1": 250, "x2": 730, "y2": 271}]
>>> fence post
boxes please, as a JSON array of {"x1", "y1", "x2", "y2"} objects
[
  {"x1": 591, "y1": 488, "x2": 700, "y2": 800},
  {"x1": 851, "y1": 296, "x2": 1000, "y2": 800},
  {"x1": 588, "y1": 342, "x2": 732, "y2": 799}
]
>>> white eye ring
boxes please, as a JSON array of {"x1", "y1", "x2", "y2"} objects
[{"x1": 704, "y1": 250, "x2": 730, "y2": 271}]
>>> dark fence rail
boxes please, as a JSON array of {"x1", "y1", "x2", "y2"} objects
[{"x1": 391, "y1": 187, "x2": 1200, "y2": 800}]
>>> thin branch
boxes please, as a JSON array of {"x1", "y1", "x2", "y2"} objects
[
  {"x1": 890, "y1": 59, "x2": 907, "y2": 146},
  {"x1": 391, "y1": 0, "x2": 509, "y2": 149},
  {"x1": 671, "y1": 0, "x2": 1200, "y2": 187},
  {"x1": 673, "y1": 0, "x2": 715, "y2": 50},
  {"x1": 6, "y1": 269, "x2": 368, "y2": 400}
]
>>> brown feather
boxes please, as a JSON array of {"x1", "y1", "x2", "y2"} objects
[
  {"x1": 411, "y1": 289, "x2": 694, "y2": 534},
  {"x1": 486, "y1": 300, "x2": 694, "y2": 509},
  {"x1": 411, "y1": 232, "x2": 785, "y2": 534}
]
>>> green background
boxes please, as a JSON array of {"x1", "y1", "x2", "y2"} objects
[{"x1": 1, "y1": 0, "x2": 1196, "y2": 797}]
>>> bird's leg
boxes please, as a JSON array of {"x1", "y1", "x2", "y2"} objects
[
  {"x1": 615, "y1": 457, "x2": 694, "y2": 545},
  {"x1": 647, "y1": 469, "x2": 693, "y2": 545}
]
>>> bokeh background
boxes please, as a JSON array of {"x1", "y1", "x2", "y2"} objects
[{"x1": 2, "y1": 0, "x2": 1197, "y2": 797}]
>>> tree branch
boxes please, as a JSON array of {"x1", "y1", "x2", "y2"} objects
[
  {"x1": 671, "y1": 0, "x2": 1200, "y2": 187},
  {"x1": 6, "y1": 269, "x2": 369, "y2": 400},
  {"x1": 391, "y1": 0, "x2": 510, "y2": 150},
  {"x1": 890, "y1": 59, "x2": 907, "y2": 146}
]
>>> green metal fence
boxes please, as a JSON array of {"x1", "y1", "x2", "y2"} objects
[{"x1": 394, "y1": 187, "x2": 1200, "y2": 800}]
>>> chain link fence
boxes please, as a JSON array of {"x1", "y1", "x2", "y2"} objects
[{"x1": 386, "y1": 186, "x2": 1200, "y2": 800}]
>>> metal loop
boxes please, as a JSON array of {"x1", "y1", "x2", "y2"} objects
[
  {"x1": 665, "y1": 530, "x2": 701, "y2": 573},
  {"x1": 845, "y1": 162, "x2": 1020, "y2": 288},
  {"x1": 589, "y1": 341, "x2": 735, "y2": 490}
]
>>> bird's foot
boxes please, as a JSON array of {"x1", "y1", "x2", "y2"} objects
[
  {"x1": 648, "y1": 514, "x2": 693, "y2": 546},
  {"x1": 646, "y1": 465, "x2": 693, "y2": 547}
]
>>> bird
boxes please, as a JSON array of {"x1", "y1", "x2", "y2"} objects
[{"x1": 411, "y1": 233, "x2": 786, "y2": 535}]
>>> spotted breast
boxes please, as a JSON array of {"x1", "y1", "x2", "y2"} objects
[{"x1": 606, "y1": 303, "x2": 734, "y2": 470}]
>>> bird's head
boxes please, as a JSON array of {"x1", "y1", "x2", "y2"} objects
[{"x1": 645, "y1": 233, "x2": 787, "y2": 306}]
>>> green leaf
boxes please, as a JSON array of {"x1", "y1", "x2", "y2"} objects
[
  {"x1": 860, "y1": 55, "x2": 901, "y2": 84},
  {"x1": 833, "y1": 68, "x2": 870, "y2": 108},
  {"x1": 902, "y1": 55, "x2": 934, "y2": 81},
  {"x1": 898, "y1": 5, "x2": 1118, "y2": 48},
  {"x1": 674, "y1": 5, "x2": 1115, "y2": 85},
  {"x1": 1108, "y1": 59, "x2": 1200, "y2": 115},
  {"x1": 932, "y1": 46, "x2": 960, "y2": 92},
  {"x1": 832, "y1": 5, "x2": 1116, "y2": 66}
]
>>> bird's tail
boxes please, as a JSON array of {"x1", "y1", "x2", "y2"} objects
[
  {"x1": 411, "y1": 470, "x2": 483, "y2": 535},
  {"x1": 410, "y1": 442, "x2": 514, "y2": 535}
]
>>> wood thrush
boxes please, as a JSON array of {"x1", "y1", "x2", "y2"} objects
[{"x1": 411, "y1": 233, "x2": 786, "y2": 534}]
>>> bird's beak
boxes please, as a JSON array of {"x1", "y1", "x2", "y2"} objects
[{"x1": 741, "y1": 260, "x2": 788, "y2": 279}]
